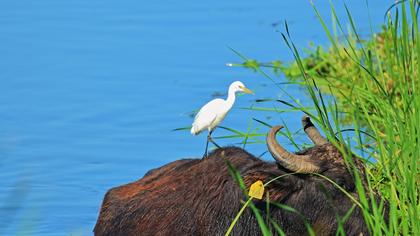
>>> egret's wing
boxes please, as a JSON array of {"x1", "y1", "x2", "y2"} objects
[
  {"x1": 193, "y1": 99, "x2": 224, "y2": 122},
  {"x1": 191, "y1": 99, "x2": 223, "y2": 135}
]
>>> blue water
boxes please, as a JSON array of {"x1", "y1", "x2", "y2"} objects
[{"x1": 0, "y1": 1, "x2": 391, "y2": 235}]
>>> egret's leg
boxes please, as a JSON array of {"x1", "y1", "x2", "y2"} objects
[
  {"x1": 208, "y1": 131, "x2": 221, "y2": 148},
  {"x1": 203, "y1": 131, "x2": 221, "y2": 158},
  {"x1": 203, "y1": 136, "x2": 210, "y2": 158}
]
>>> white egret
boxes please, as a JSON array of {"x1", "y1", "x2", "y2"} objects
[{"x1": 191, "y1": 81, "x2": 254, "y2": 157}]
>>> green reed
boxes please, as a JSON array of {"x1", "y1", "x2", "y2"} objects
[{"x1": 224, "y1": 0, "x2": 419, "y2": 235}]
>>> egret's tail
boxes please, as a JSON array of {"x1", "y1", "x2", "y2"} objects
[{"x1": 191, "y1": 125, "x2": 200, "y2": 135}]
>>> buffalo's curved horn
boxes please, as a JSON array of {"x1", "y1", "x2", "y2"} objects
[
  {"x1": 302, "y1": 116, "x2": 328, "y2": 145},
  {"x1": 267, "y1": 126, "x2": 321, "y2": 173}
]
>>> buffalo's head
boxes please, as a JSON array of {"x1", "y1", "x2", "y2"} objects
[{"x1": 266, "y1": 116, "x2": 367, "y2": 192}]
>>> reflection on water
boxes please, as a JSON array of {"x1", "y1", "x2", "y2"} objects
[{"x1": 0, "y1": 1, "x2": 390, "y2": 235}]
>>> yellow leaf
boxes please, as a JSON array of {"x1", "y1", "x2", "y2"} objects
[{"x1": 248, "y1": 180, "x2": 264, "y2": 200}]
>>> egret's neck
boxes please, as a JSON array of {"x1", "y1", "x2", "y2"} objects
[{"x1": 226, "y1": 88, "x2": 236, "y2": 108}]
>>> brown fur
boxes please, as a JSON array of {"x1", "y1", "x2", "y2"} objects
[{"x1": 94, "y1": 145, "x2": 383, "y2": 236}]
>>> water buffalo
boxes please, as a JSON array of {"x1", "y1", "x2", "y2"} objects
[{"x1": 94, "y1": 116, "x2": 383, "y2": 235}]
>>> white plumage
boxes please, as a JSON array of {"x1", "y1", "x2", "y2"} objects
[
  {"x1": 191, "y1": 98, "x2": 228, "y2": 135},
  {"x1": 191, "y1": 81, "x2": 253, "y2": 156}
]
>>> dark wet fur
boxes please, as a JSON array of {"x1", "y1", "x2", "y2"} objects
[{"x1": 94, "y1": 146, "x2": 386, "y2": 236}]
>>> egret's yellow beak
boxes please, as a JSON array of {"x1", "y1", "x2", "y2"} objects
[{"x1": 240, "y1": 86, "x2": 254, "y2": 95}]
